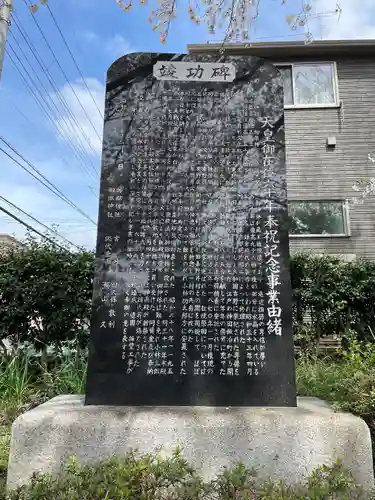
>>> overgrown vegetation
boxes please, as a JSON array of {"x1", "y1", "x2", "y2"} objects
[{"x1": 0, "y1": 451, "x2": 369, "y2": 499}]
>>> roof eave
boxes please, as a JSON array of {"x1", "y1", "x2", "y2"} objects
[{"x1": 187, "y1": 39, "x2": 375, "y2": 58}]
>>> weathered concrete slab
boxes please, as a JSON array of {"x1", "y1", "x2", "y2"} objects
[{"x1": 7, "y1": 395, "x2": 374, "y2": 492}]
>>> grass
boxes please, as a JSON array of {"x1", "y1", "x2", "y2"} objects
[
  {"x1": 0, "y1": 355, "x2": 35, "y2": 426},
  {"x1": 0, "y1": 426, "x2": 10, "y2": 470},
  {"x1": 0, "y1": 425, "x2": 9, "y2": 500},
  {"x1": 0, "y1": 352, "x2": 86, "y2": 425}
]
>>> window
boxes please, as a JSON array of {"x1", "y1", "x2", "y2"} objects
[
  {"x1": 277, "y1": 63, "x2": 339, "y2": 107},
  {"x1": 288, "y1": 200, "x2": 350, "y2": 237},
  {"x1": 315, "y1": 253, "x2": 356, "y2": 262}
]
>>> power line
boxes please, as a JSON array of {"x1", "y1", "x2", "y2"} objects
[
  {"x1": 4, "y1": 44, "x2": 99, "y2": 189},
  {"x1": 3, "y1": 216, "x2": 93, "y2": 222},
  {"x1": 10, "y1": 14, "x2": 100, "y2": 177},
  {"x1": 0, "y1": 137, "x2": 97, "y2": 225},
  {"x1": 0, "y1": 216, "x2": 97, "y2": 231},
  {"x1": 0, "y1": 87, "x2": 36, "y2": 128},
  {"x1": 0, "y1": 217, "x2": 93, "y2": 226},
  {"x1": 0, "y1": 135, "x2": 97, "y2": 223},
  {"x1": 0, "y1": 203, "x2": 74, "y2": 250},
  {"x1": 45, "y1": 3, "x2": 104, "y2": 121},
  {"x1": 5, "y1": 47, "x2": 78, "y2": 163},
  {"x1": 23, "y1": 0, "x2": 103, "y2": 144},
  {"x1": 6, "y1": 38, "x2": 98, "y2": 184},
  {"x1": 0, "y1": 136, "x2": 97, "y2": 224},
  {"x1": 9, "y1": 26, "x2": 98, "y2": 178},
  {"x1": 0, "y1": 194, "x2": 79, "y2": 248}
]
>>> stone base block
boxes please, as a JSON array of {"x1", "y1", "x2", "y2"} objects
[{"x1": 7, "y1": 395, "x2": 374, "y2": 491}]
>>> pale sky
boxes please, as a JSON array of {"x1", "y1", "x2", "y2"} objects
[{"x1": 0, "y1": 0, "x2": 374, "y2": 250}]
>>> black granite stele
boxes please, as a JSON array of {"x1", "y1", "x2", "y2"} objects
[{"x1": 85, "y1": 52, "x2": 296, "y2": 407}]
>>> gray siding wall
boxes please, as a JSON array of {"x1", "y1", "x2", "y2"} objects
[{"x1": 276, "y1": 56, "x2": 375, "y2": 260}]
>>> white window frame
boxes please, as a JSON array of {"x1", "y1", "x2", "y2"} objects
[
  {"x1": 314, "y1": 253, "x2": 356, "y2": 262},
  {"x1": 288, "y1": 199, "x2": 351, "y2": 238},
  {"x1": 275, "y1": 62, "x2": 340, "y2": 109}
]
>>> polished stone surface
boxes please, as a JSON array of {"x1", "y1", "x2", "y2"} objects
[
  {"x1": 86, "y1": 53, "x2": 295, "y2": 406},
  {"x1": 7, "y1": 395, "x2": 374, "y2": 492}
]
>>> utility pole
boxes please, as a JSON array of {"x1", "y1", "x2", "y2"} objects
[{"x1": 0, "y1": 0, "x2": 12, "y2": 81}]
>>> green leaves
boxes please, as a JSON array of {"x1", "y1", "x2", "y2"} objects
[
  {"x1": 0, "y1": 239, "x2": 95, "y2": 354},
  {"x1": 290, "y1": 253, "x2": 375, "y2": 343},
  {"x1": 3, "y1": 450, "x2": 366, "y2": 499}
]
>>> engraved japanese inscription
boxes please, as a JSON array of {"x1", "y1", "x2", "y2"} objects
[{"x1": 85, "y1": 53, "x2": 296, "y2": 407}]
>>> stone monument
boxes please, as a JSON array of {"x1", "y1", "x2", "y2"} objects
[
  {"x1": 6, "y1": 53, "x2": 374, "y2": 492},
  {"x1": 85, "y1": 52, "x2": 295, "y2": 407}
]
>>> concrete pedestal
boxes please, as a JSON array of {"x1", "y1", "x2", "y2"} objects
[{"x1": 7, "y1": 395, "x2": 374, "y2": 491}]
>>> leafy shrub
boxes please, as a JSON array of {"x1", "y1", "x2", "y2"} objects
[
  {"x1": 1, "y1": 451, "x2": 369, "y2": 499},
  {"x1": 291, "y1": 252, "x2": 375, "y2": 343},
  {"x1": 0, "y1": 236, "x2": 94, "y2": 358},
  {"x1": 340, "y1": 337, "x2": 375, "y2": 369}
]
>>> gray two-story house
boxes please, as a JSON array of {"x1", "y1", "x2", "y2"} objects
[{"x1": 188, "y1": 40, "x2": 375, "y2": 261}]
